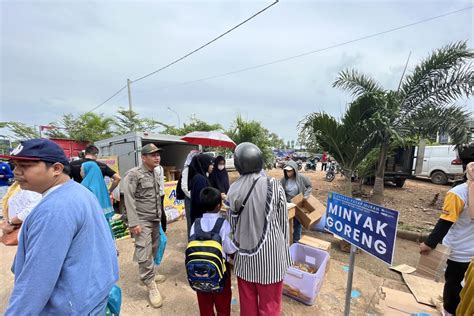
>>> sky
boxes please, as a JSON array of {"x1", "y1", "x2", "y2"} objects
[{"x1": 1, "y1": 0, "x2": 473, "y2": 143}]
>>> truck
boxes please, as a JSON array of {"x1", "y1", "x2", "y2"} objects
[
  {"x1": 380, "y1": 146, "x2": 415, "y2": 188},
  {"x1": 94, "y1": 132, "x2": 199, "y2": 219},
  {"x1": 49, "y1": 138, "x2": 88, "y2": 159},
  {"x1": 94, "y1": 132, "x2": 199, "y2": 179}
]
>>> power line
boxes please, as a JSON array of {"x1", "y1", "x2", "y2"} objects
[
  {"x1": 132, "y1": 0, "x2": 279, "y2": 83},
  {"x1": 88, "y1": 4, "x2": 471, "y2": 112},
  {"x1": 87, "y1": 0, "x2": 278, "y2": 113},
  {"x1": 88, "y1": 85, "x2": 127, "y2": 112},
  {"x1": 150, "y1": 5, "x2": 473, "y2": 91}
]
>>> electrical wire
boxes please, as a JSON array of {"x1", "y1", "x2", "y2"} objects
[
  {"x1": 152, "y1": 6, "x2": 473, "y2": 91},
  {"x1": 88, "y1": 85, "x2": 127, "y2": 112},
  {"x1": 87, "y1": 0, "x2": 278, "y2": 113},
  {"x1": 131, "y1": 0, "x2": 279, "y2": 83}
]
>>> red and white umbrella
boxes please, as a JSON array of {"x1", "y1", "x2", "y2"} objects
[{"x1": 181, "y1": 131, "x2": 236, "y2": 149}]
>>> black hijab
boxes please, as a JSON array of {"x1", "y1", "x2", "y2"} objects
[
  {"x1": 209, "y1": 155, "x2": 230, "y2": 194},
  {"x1": 188, "y1": 154, "x2": 214, "y2": 186}
]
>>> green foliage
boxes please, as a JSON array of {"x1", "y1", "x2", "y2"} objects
[
  {"x1": 226, "y1": 115, "x2": 278, "y2": 168},
  {"x1": 333, "y1": 69, "x2": 384, "y2": 97},
  {"x1": 161, "y1": 117, "x2": 222, "y2": 136},
  {"x1": 334, "y1": 41, "x2": 473, "y2": 146},
  {"x1": 55, "y1": 113, "x2": 115, "y2": 142},
  {"x1": 0, "y1": 121, "x2": 40, "y2": 140},
  {"x1": 400, "y1": 41, "x2": 474, "y2": 114},
  {"x1": 114, "y1": 108, "x2": 163, "y2": 134},
  {"x1": 300, "y1": 95, "x2": 381, "y2": 173}
]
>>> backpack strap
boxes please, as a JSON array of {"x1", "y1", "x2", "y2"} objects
[
  {"x1": 210, "y1": 217, "x2": 226, "y2": 235},
  {"x1": 194, "y1": 218, "x2": 204, "y2": 235},
  {"x1": 237, "y1": 177, "x2": 260, "y2": 214}
]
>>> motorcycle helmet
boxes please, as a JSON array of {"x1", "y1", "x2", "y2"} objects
[{"x1": 234, "y1": 142, "x2": 263, "y2": 175}]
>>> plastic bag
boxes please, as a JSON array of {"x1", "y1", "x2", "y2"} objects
[
  {"x1": 154, "y1": 224, "x2": 167, "y2": 266},
  {"x1": 105, "y1": 285, "x2": 122, "y2": 315}
]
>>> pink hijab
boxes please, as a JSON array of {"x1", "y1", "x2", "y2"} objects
[{"x1": 467, "y1": 162, "x2": 474, "y2": 220}]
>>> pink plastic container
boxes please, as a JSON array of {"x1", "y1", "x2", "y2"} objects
[{"x1": 283, "y1": 243, "x2": 329, "y2": 305}]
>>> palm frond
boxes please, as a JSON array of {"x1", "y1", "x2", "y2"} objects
[
  {"x1": 400, "y1": 41, "x2": 474, "y2": 114},
  {"x1": 333, "y1": 69, "x2": 385, "y2": 96}
]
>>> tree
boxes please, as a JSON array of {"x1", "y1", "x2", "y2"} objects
[
  {"x1": 45, "y1": 113, "x2": 115, "y2": 142},
  {"x1": 333, "y1": 41, "x2": 474, "y2": 204},
  {"x1": 226, "y1": 115, "x2": 276, "y2": 168},
  {"x1": 161, "y1": 117, "x2": 222, "y2": 136},
  {"x1": 114, "y1": 108, "x2": 164, "y2": 134},
  {"x1": 300, "y1": 95, "x2": 382, "y2": 196},
  {"x1": 0, "y1": 122, "x2": 40, "y2": 140},
  {"x1": 268, "y1": 132, "x2": 285, "y2": 149}
]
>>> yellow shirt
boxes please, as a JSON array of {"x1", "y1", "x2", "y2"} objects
[
  {"x1": 440, "y1": 183, "x2": 474, "y2": 262},
  {"x1": 457, "y1": 260, "x2": 474, "y2": 315},
  {"x1": 1, "y1": 182, "x2": 21, "y2": 220}
]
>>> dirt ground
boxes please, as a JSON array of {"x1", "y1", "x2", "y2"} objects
[
  {"x1": 0, "y1": 220, "x2": 398, "y2": 316},
  {"x1": 1, "y1": 165, "x2": 448, "y2": 315},
  {"x1": 261, "y1": 164, "x2": 451, "y2": 233},
  {"x1": 1, "y1": 218, "x2": 431, "y2": 316}
]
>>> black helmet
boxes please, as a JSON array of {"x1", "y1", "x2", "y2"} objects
[{"x1": 234, "y1": 142, "x2": 263, "y2": 175}]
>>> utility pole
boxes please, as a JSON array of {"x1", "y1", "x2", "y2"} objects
[{"x1": 127, "y1": 78, "x2": 133, "y2": 112}]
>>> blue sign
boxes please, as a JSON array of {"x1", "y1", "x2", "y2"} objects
[{"x1": 325, "y1": 192, "x2": 399, "y2": 265}]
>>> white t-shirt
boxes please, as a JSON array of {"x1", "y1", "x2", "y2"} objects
[
  {"x1": 189, "y1": 213, "x2": 237, "y2": 259},
  {"x1": 8, "y1": 189, "x2": 42, "y2": 221},
  {"x1": 154, "y1": 165, "x2": 165, "y2": 197},
  {"x1": 442, "y1": 183, "x2": 474, "y2": 262}
]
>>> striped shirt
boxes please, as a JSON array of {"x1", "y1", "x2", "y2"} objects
[{"x1": 227, "y1": 177, "x2": 292, "y2": 284}]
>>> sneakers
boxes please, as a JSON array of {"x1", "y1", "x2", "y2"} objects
[
  {"x1": 146, "y1": 282, "x2": 163, "y2": 308},
  {"x1": 155, "y1": 274, "x2": 166, "y2": 284}
]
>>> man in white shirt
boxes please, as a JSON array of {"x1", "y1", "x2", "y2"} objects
[{"x1": 154, "y1": 151, "x2": 166, "y2": 231}]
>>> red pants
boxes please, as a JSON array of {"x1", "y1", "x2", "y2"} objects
[
  {"x1": 197, "y1": 270, "x2": 232, "y2": 316},
  {"x1": 237, "y1": 277, "x2": 283, "y2": 316}
]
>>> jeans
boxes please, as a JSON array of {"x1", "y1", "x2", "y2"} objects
[{"x1": 293, "y1": 218, "x2": 303, "y2": 242}]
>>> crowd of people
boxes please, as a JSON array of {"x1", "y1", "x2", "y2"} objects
[{"x1": 0, "y1": 137, "x2": 473, "y2": 315}]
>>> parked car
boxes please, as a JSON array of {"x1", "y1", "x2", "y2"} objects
[
  {"x1": 225, "y1": 154, "x2": 235, "y2": 170},
  {"x1": 414, "y1": 145, "x2": 464, "y2": 184}
]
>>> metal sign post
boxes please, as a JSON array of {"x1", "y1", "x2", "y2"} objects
[
  {"x1": 325, "y1": 192, "x2": 400, "y2": 315},
  {"x1": 344, "y1": 244, "x2": 357, "y2": 316}
]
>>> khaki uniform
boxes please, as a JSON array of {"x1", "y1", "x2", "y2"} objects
[{"x1": 123, "y1": 164, "x2": 162, "y2": 284}]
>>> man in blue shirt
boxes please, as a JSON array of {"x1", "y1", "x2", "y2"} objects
[{"x1": 1, "y1": 139, "x2": 119, "y2": 315}]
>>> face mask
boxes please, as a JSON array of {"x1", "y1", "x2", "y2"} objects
[{"x1": 218, "y1": 165, "x2": 225, "y2": 171}]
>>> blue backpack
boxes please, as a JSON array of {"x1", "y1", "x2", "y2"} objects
[{"x1": 185, "y1": 218, "x2": 227, "y2": 293}]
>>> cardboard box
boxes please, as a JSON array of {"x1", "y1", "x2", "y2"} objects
[
  {"x1": 298, "y1": 235, "x2": 331, "y2": 252},
  {"x1": 291, "y1": 194, "x2": 324, "y2": 229}
]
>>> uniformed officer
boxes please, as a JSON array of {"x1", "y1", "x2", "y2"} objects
[{"x1": 123, "y1": 143, "x2": 165, "y2": 308}]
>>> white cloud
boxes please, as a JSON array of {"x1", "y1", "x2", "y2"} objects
[{"x1": 1, "y1": 0, "x2": 473, "y2": 142}]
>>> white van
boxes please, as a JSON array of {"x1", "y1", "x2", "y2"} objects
[{"x1": 414, "y1": 145, "x2": 464, "y2": 184}]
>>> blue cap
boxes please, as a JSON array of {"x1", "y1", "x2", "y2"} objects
[{"x1": 0, "y1": 138, "x2": 69, "y2": 165}]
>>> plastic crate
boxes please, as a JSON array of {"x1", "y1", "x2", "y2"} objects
[{"x1": 283, "y1": 243, "x2": 329, "y2": 305}]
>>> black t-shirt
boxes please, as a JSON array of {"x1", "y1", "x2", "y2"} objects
[{"x1": 70, "y1": 158, "x2": 116, "y2": 183}]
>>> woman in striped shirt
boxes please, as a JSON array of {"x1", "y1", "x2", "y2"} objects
[{"x1": 227, "y1": 142, "x2": 291, "y2": 316}]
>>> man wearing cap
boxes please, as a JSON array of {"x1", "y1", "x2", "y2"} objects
[
  {"x1": 1, "y1": 139, "x2": 118, "y2": 315},
  {"x1": 123, "y1": 143, "x2": 165, "y2": 308}
]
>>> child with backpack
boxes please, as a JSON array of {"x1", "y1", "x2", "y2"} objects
[{"x1": 186, "y1": 187, "x2": 237, "y2": 316}]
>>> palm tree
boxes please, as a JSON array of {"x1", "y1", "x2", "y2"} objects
[
  {"x1": 333, "y1": 41, "x2": 473, "y2": 204},
  {"x1": 300, "y1": 95, "x2": 381, "y2": 196}
]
